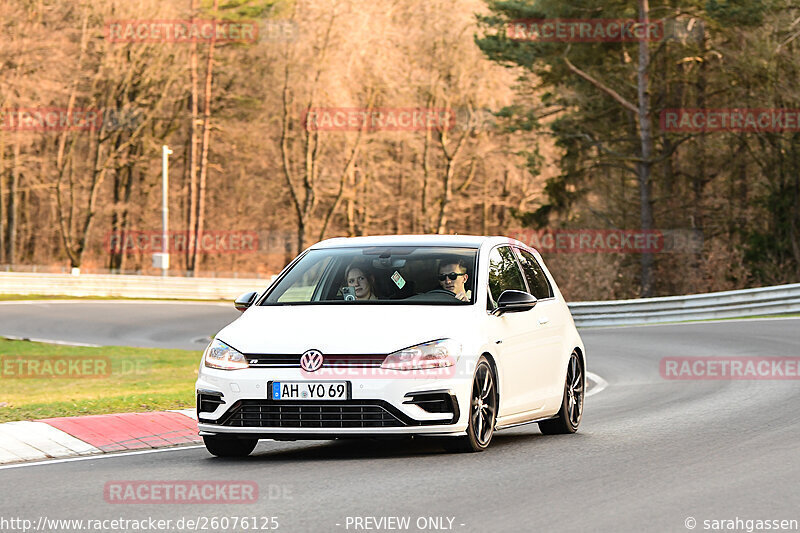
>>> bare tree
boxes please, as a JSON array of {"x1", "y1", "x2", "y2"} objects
[
  {"x1": 190, "y1": 0, "x2": 220, "y2": 275},
  {"x1": 186, "y1": 0, "x2": 200, "y2": 272}
]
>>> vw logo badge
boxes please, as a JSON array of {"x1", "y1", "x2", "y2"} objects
[{"x1": 300, "y1": 349, "x2": 324, "y2": 372}]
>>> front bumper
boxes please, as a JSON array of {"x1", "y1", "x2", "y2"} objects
[{"x1": 196, "y1": 365, "x2": 471, "y2": 438}]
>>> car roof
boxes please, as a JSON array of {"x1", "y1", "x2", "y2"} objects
[{"x1": 311, "y1": 234, "x2": 525, "y2": 250}]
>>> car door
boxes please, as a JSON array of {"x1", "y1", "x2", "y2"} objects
[
  {"x1": 514, "y1": 247, "x2": 565, "y2": 407},
  {"x1": 486, "y1": 245, "x2": 547, "y2": 416}
]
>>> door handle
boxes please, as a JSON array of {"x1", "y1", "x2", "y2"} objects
[{"x1": 538, "y1": 316, "x2": 550, "y2": 325}]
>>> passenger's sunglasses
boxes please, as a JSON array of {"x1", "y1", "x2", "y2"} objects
[{"x1": 438, "y1": 272, "x2": 467, "y2": 281}]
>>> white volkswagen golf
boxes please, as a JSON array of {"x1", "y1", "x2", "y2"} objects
[{"x1": 196, "y1": 235, "x2": 585, "y2": 455}]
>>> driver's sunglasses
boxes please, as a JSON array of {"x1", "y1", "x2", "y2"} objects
[{"x1": 438, "y1": 272, "x2": 466, "y2": 281}]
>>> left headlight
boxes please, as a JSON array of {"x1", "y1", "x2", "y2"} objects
[
  {"x1": 203, "y1": 339, "x2": 249, "y2": 370},
  {"x1": 381, "y1": 339, "x2": 461, "y2": 371}
]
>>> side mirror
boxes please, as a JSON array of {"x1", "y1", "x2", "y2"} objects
[
  {"x1": 234, "y1": 291, "x2": 259, "y2": 312},
  {"x1": 492, "y1": 290, "x2": 537, "y2": 316}
]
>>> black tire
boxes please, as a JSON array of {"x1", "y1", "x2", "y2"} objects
[
  {"x1": 203, "y1": 436, "x2": 258, "y2": 457},
  {"x1": 538, "y1": 350, "x2": 584, "y2": 435},
  {"x1": 444, "y1": 356, "x2": 497, "y2": 453}
]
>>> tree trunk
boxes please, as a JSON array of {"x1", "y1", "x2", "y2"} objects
[
  {"x1": 481, "y1": 169, "x2": 489, "y2": 235},
  {"x1": 71, "y1": 126, "x2": 111, "y2": 268},
  {"x1": 689, "y1": 21, "x2": 709, "y2": 291},
  {"x1": 20, "y1": 181, "x2": 31, "y2": 261},
  {"x1": 7, "y1": 139, "x2": 20, "y2": 266},
  {"x1": 53, "y1": 9, "x2": 89, "y2": 269},
  {"x1": 119, "y1": 152, "x2": 135, "y2": 273},
  {"x1": 420, "y1": 97, "x2": 434, "y2": 233},
  {"x1": 279, "y1": 55, "x2": 305, "y2": 251},
  {"x1": 396, "y1": 168, "x2": 403, "y2": 235},
  {"x1": 791, "y1": 136, "x2": 800, "y2": 275},
  {"x1": 187, "y1": 0, "x2": 200, "y2": 272},
  {"x1": 109, "y1": 170, "x2": 123, "y2": 270},
  {"x1": 346, "y1": 167, "x2": 356, "y2": 237},
  {"x1": 319, "y1": 151, "x2": 360, "y2": 242},
  {"x1": 361, "y1": 175, "x2": 370, "y2": 235},
  {"x1": 192, "y1": 6, "x2": 217, "y2": 276},
  {"x1": 108, "y1": 136, "x2": 127, "y2": 271},
  {"x1": 318, "y1": 97, "x2": 370, "y2": 241},
  {"x1": 435, "y1": 104, "x2": 468, "y2": 234},
  {"x1": 296, "y1": 219, "x2": 306, "y2": 255},
  {"x1": 436, "y1": 158, "x2": 456, "y2": 234},
  {"x1": 109, "y1": 143, "x2": 137, "y2": 271},
  {"x1": 636, "y1": 0, "x2": 655, "y2": 297},
  {"x1": 496, "y1": 169, "x2": 510, "y2": 230}
]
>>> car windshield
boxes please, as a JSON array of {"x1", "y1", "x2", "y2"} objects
[{"x1": 261, "y1": 246, "x2": 478, "y2": 305}]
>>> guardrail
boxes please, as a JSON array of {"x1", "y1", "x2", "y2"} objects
[
  {"x1": 568, "y1": 283, "x2": 800, "y2": 327},
  {"x1": 0, "y1": 272, "x2": 797, "y2": 326},
  {"x1": 0, "y1": 272, "x2": 275, "y2": 301}
]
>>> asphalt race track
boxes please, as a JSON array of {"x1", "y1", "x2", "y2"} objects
[
  {"x1": 1, "y1": 302, "x2": 799, "y2": 532},
  {"x1": 0, "y1": 300, "x2": 238, "y2": 350}
]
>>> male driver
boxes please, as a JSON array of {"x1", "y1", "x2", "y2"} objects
[{"x1": 438, "y1": 259, "x2": 471, "y2": 301}]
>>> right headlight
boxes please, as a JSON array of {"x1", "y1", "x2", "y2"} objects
[
  {"x1": 381, "y1": 339, "x2": 461, "y2": 371},
  {"x1": 203, "y1": 339, "x2": 249, "y2": 370}
]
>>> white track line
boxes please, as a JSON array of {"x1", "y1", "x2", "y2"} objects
[
  {"x1": 0, "y1": 444, "x2": 206, "y2": 470},
  {"x1": 580, "y1": 315, "x2": 800, "y2": 330},
  {"x1": 2, "y1": 335, "x2": 100, "y2": 347},
  {"x1": 586, "y1": 371, "x2": 608, "y2": 397}
]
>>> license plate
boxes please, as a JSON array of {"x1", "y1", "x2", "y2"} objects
[{"x1": 269, "y1": 381, "x2": 350, "y2": 400}]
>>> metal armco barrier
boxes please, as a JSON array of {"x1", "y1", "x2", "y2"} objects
[
  {"x1": 0, "y1": 272, "x2": 798, "y2": 326},
  {"x1": 568, "y1": 283, "x2": 800, "y2": 327},
  {"x1": 0, "y1": 272, "x2": 275, "y2": 300}
]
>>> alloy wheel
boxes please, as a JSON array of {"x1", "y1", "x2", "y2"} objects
[
  {"x1": 471, "y1": 361, "x2": 497, "y2": 446},
  {"x1": 565, "y1": 352, "x2": 584, "y2": 427}
]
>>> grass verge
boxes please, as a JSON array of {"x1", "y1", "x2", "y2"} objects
[{"x1": 0, "y1": 338, "x2": 201, "y2": 422}]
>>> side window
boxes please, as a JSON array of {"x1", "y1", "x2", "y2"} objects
[
  {"x1": 267, "y1": 256, "x2": 332, "y2": 303},
  {"x1": 516, "y1": 249, "x2": 553, "y2": 300},
  {"x1": 488, "y1": 246, "x2": 527, "y2": 305}
]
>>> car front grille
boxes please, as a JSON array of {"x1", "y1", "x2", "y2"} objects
[
  {"x1": 244, "y1": 354, "x2": 385, "y2": 367},
  {"x1": 213, "y1": 400, "x2": 407, "y2": 428}
]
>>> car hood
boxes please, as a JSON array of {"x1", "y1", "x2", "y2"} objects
[{"x1": 216, "y1": 304, "x2": 478, "y2": 354}]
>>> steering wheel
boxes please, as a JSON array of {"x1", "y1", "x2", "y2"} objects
[{"x1": 426, "y1": 288, "x2": 457, "y2": 296}]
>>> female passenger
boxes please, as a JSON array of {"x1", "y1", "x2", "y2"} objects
[{"x1": 345, "y1": 264, "x2": 378, "y2": 300}]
